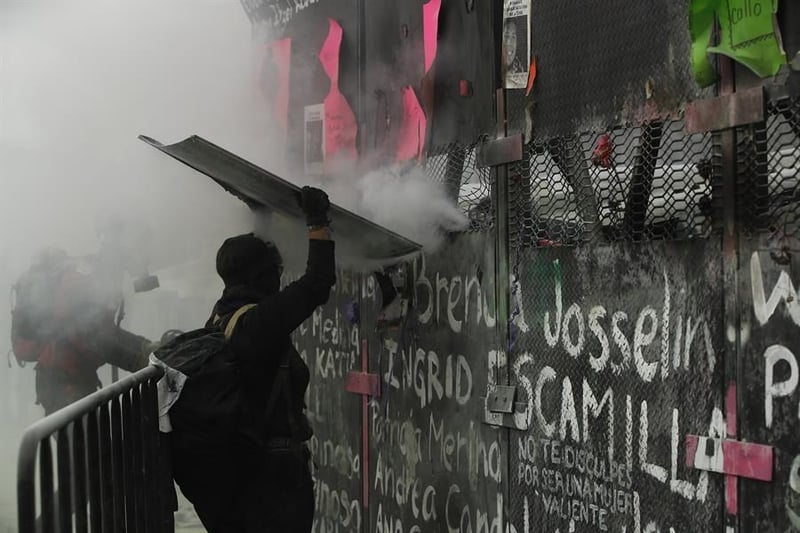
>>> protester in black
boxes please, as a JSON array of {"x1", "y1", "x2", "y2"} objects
[{"x1": 170, "y1": 186, "x2": 335, "y2": 532}]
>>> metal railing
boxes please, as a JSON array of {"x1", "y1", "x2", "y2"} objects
[{"x1": 17, "y1": 366, "x2": 173, "y2": 533}]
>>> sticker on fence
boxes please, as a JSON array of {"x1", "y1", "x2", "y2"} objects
[{"x1": 503, "y1": 0, "x2": 530, "y2": 89}]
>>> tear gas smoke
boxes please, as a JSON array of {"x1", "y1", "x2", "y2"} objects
[
  {"x1": 1, "y1": 0, "x2": 467, "y2": 321},
  {"x1": 253, "y1": 165, "x2": 468, "y2": 273},
  {"x1": 1, "y1": 0, "x2": 467, "y2": 527}
]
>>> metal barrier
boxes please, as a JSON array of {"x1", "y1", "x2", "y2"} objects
[{"x1": 17, "y1": 366, "x2": 172, "y2": 533}]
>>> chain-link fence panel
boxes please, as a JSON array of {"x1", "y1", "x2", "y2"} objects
[
  {"x1": 425, "y1": 142, "x2": 495, "y2": 232},
  {"x1": 507, "y1": 121, "x2": 714, "y2": 249},
  {"x1": 735, "y1": 95, "x2": 800, "y2": 243}
]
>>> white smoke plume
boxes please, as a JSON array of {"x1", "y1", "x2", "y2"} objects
[{"x1": 0, "y1": 0, "x2": 468, "y2": 527}]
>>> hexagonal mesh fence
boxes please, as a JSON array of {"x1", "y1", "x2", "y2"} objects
[
  {"x1": 736, "y1": 94, "x2": 800, "y2": 242},
  {"x1": 425, "y1": 141, "x2": 495, "y2": 232},
  {"x1": 507, "y1": 121, "x2": 715, "y2": 250}
]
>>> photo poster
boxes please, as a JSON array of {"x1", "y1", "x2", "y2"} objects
[
  {"x1": 503, "y1": 0, "x2": 531, "y2": 89},
  {"x1": 304, "y1": 104, "x2": 325, "y2": 176}
]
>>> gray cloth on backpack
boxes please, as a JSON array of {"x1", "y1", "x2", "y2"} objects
[{"x1": 149, "y1": 353, "x2": 188, "y2": 433}]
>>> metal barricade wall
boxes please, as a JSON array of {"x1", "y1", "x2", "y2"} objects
[
  {"x1": 17, "y1": 366, "x2": 171, "y2": 533},
  {"x1": 239, "y1": 0, "x2": 800, "y2": 531},
  {"x1": 502, "y1": 1, "x2": 727, "y2": 531},
  {"x1": 736, "y1": 90, "x2": 800, "y2": 531}
]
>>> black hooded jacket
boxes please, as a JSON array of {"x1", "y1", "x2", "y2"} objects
[{"x1": 207, "y1": 239, "x2": 335, "y2": 440}]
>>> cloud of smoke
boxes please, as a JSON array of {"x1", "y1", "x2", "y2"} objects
[
  {"x1": 251, "y1": 163, "x2": 468, "y2": 273},
  {"x1": 0, "y1": 1, "x2": 258, "y2": 526},
  {"x1": 1, "y1": 1, "x2": 470, "y2": 523}
]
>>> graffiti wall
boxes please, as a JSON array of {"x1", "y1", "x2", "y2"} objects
[
  {"x1": 367, "y1": 233, "x2": 504, "y2": 532},
  {"x1": 295, "y1": 232, "x2": 504, "y2": 532},
  {"x1": 740, "y1": 242, "x2": 800, "y2": 532},
  {"x1": 291, "y1": 268, "x2": 365, "y2": 533},
  {"x1": 506, "y1": 241, "x2": 726, "y2": 532},
  {"x1": 239, "y1": 0, "x2": 800, "y2": 531}
]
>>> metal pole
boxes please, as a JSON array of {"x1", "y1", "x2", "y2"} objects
[{"x1": 718, "y1": 52, "x2": 740, "y2": 533}]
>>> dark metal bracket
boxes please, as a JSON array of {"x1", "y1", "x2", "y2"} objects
[
  {"x1": 477, "y1": 134, "x2": 524, "y2": 168},
  {"x1": 476, "y1": 88, "x2": 524, "y2": 168},
  {"x1": 486, "y1": 385, "x2": 516, "y2": 413}
]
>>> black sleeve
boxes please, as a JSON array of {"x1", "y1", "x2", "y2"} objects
[
  {"x1": 234, "y1": 239, "x2": 336, "y2": 347},
  {"x1": 96, "y1": 326, "x2": 151, "y2": 373}
]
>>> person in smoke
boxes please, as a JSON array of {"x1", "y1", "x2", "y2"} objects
[
  {"x1": 169, "y1": 186, "x2": 335, "y2": 532},
  {"x1": 10, "y1": 220, "x2": 155, "y2": 415}
]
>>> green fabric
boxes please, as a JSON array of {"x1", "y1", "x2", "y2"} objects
[
  {"x1": 689, "y1": 0, "x2": 787, "y2": 85},
  {"x1": 690, "y1": 0, "x2": 721, "y2": 87},
  {"x1": 708, "y1": 0, "x2": 787, "y2": 78}
]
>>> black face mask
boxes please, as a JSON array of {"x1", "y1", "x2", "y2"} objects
[
  {"x1": 216, "y1": 233, "x2": 284, "y2": 291},
  {"x1": 249, "y1": 264, "x2": 283, "y2": 295}
]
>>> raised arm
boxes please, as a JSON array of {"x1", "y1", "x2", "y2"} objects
[{"x1": 232, "y1": 186, "x2": 336, "y2": 346}]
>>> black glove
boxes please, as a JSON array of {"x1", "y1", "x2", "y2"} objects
[{"x1": 298, "y1": 186, "x2": 331, "y2": 227}]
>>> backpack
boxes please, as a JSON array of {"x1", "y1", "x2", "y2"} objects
[
  {"x1": 151, "y1": 304, "x2": 295, "y2": 443},
  {"x1": 10, "y1": 257, "x2": 74, "y2": 365}
]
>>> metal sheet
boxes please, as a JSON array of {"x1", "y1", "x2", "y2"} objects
[
  {"x1": 476, "y1": 133, "x2": 523, "y2": 168},
  {"x1": 344, "y1": 371, "x2": 381, "y2": 398},
  {"x1": 138, "y1": 135, "x2": 421, "y2": 260},
  {"x1": 486, "y1": 385, "x2": 516, "y2": 413}
]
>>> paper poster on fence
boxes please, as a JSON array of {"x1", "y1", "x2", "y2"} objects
[{"x1": 503, "y1": 0, "x2": 530, "y2": 89}]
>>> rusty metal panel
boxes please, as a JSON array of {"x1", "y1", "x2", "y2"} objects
[
  {"x1": 507, "y1": 240, "x2": 725, "y2": 532},
  {"x1": 685, "y1": 87, "x2": 766, "y2": 134}
]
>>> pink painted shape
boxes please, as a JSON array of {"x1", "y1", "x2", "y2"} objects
[
  {"x1": 686, "y1": 435, "x2": 774, "y2": 482},
  {"x1": 344, "y1": 371, "x2": 381, "y2": 397},
  {"x1": 686, "y1": 435, "x2": 699, "y2": 467},
  {"x1": 270, "y1": 38, "x2": 292, "y2": 132},
  {"x1": 422, "y1": 0, "x2": 442, "y2": 74},
  {"x1": 396, "y1": 86, "x2": 427, "y2": 162},
  {"x1": 319, "y1": 19, "x2": 342, "y2": 85},
  {"x1": 324, "y1": 89, "x2": 358, "y2": 163},
  {"x1": 319, "y1": 19, "x2": 358, "y2": 164},
  {"x1": 722, "y1": 440, "x2": 773, "y2": 482}
]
